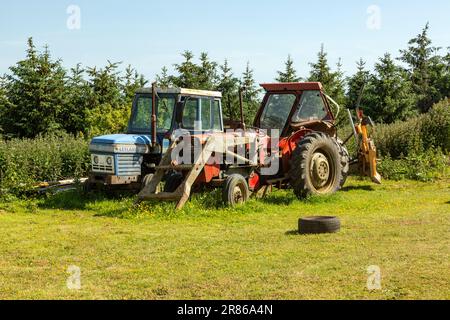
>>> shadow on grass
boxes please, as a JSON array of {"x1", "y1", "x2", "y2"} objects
[
  {"x1": 445, "y1": 201, "x2": 450, "y2": 205},
  {"x1": 285, "y1": 230, "x2": 300, "y2": 236},
  {"x1": 260, "y1": 192, "x2": 297, "y2": 206},
  {"x1": 340, "y1": 185, "x2": 375, "y2": 192},
  {"x1": 38, "y1": 188, "x2": 134, "y2": 211}
]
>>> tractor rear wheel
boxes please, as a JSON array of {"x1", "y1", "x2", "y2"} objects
[
  {"x1": 223, "y1": 174, "x2": 250, "y2": 206},
  {"x1": 289, "y1": 132, "x2": 343, "y2": 198}
]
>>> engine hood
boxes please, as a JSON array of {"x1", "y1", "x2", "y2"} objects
[
  {"x1": 90, "y1": 134, "x2": 152, "y2": 145},
  {"x1": 89, "y1": 134, "x2": 162, "y2": 154}
]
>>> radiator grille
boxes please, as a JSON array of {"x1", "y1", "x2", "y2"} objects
[{"x1": 116, "y1": 154, "x2": 142, "y2": 176}]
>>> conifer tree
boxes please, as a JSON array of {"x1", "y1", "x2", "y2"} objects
[
  {"x1": 217, "y1": 59, "x2": 239, "y2": 121},
  {"x1": 366, "y1": 53, "x2": 418, "y2": 123},
  {"x1": 156, "y1": 66, "x2": 172, "y2": 88},
  {"x1": 197, "y1": 52, "x2": 218, "y2": 90},
  {"x1": 276, "y1": 55, "x2": 301, "y2": 82},
  {"x1": 399, "y1": 23, "x2": 437, "y2": 112},
  {"x1": 171, "y1": 51, "x2": 200, "y2": 88},
  {"x1": 2, "y1": 38, "x2": 67, "y2": 137},
  {"x1": 240, "y1": 62, "x2": 261, "y2": 121}
]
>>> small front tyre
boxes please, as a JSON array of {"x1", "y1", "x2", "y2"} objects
[{"x1": 222, "y1": 174, "x2": 250, "y2": 206}]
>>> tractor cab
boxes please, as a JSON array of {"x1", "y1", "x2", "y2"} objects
[
  {"x1": 254, "y1": 82, "x2": 336, "y2": 138},
  {"x1": 87, "y1": 87, "x2": 223, "y2": 190}
]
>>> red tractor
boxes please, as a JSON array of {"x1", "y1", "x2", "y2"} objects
[{"x1": 137, "y1": 82, "x2": 380, "y2": 209}]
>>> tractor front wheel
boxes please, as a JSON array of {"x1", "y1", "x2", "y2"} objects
[
  {"x1": 222, "y1": 174, "x2": 250, "y2": 206},
  {"x1": 289, "y1": 132, "x2": 343, "y2": 198}
]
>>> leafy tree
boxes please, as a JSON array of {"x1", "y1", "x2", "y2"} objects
[
  {"x1": 2, "y1": 38, "x2": 67, "y2": 138},
  {"x1": 365, "y1": 53, "x2": 418, "y2": 123},
  {"x1": 240, "y1": 62, "x2": 261, "y2": 122},
  {"x1": 276, "y1": 55, "x2": 301, "y2": 82},
  {"x1": 0, "y1": 76, "x2": 10, "y2": 135},
  {"x1": 217, "y1": 59, "x2": 239, "y2": 121}
]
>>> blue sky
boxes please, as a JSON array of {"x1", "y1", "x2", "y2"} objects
[{"x1": 1, "y1": 0, "x2": 449, "y2": 83}]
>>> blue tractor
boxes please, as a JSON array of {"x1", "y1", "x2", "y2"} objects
[{"x1": 86, "y1": 84, "x2": 224, "y2": 191}]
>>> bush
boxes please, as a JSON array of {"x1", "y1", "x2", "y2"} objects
[
  {"x1": 374, "y1": 99, "x2": 450, "y2": 158},
  {"x1": 0, "y1": 133, "x2": 90, "y2": 195},
  {"x1": 378, "y1": 149, "x2": 449, "y2": 182}
]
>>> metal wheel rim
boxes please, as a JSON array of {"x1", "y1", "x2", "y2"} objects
[{"x1": 309, "y1": 150, "x2": 335, "y2": 193}]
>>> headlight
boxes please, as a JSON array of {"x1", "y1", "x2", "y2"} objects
[
  {"x1": 93, "y1": 156, "x2": 99, "y2": 164},
  {"x1": 106, "y1": 157, "x2": 113, "y2": 165}
]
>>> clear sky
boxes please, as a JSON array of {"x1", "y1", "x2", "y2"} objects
[{"x1": 1, "y1": 0, "x2": 449, "y2": 83}]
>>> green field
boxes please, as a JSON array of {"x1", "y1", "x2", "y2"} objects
[{"x1": 0, "y1": 178, "x2": 449, "y2": 300}]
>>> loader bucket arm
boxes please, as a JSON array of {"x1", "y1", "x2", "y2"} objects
[{"x1": 353, "y1": 109, "x2": 381, "y2": 184}]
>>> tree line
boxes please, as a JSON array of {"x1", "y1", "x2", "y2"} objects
[{"x1": 0, "y1": 23, "x2": 448, "y2": 139}]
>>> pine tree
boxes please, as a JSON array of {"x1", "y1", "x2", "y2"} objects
[
  {"x1": 366, "y1": 53, "x2": 418, "y2": 123},
  {"x1": 86, "y1": 61, "x2": 123, "y2": 108},
  {"x1": 346, "y1": 58, "x2": 371, "y2": 108},
  {"x1": 171, "y1": 51, "x2": 200, "y2": 88},
  {"x1": 123, "y1": 65, "x2": 146, "y2": 104},
  {"x1": 156, "y1": 66, "x2": 172, "y2": 88},
  {"x1": 217, "y1": 59, "x2": 239, "y2": 121},
  {"x1": 399, "y1": 23, "x2": 437, "y2": 112},
  {"x1": 240, "y1": 62, "x2": 261, "y2": 122},
  {"x1": 276, "y1": 55, "x2": 301, "y2": 82},
  {"x1": 197, "y1": 52, "x2": 218, "y2": 90},
  {"x1": 62, "y1": 63, "x2": 90, "y2": 134},
  {"x1": 329, "y1": 58, "x2": 346, "y2": 107},
  {"x1": 2, "y1": 38, "x2": 67, "y2": 137},
  {"x1": 308, "y1": 44, "x2": 335, "y2": 90}
]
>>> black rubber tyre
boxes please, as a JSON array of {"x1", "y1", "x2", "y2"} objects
[
  {"x1": 164, "y1": 172, "x2": 184, "y2": 193},
  {"x1": 141, "y1": 173, "x2": 154, "y2": 189},
  {"x1": 82, "y1": 180, "x2": 93, "y2": 193},
  {"x1": 334, "y1": 138, "x2": 350, "y2": 188},
  {"x1": 298, "y1": 216, "x2": 341, "y2": 234},
  {"x1": 289, "y1": 132, "x2": 343, "y2": 198},
  {"x1": 222, "y1": 174, "x2": 250, "y2": 206}
]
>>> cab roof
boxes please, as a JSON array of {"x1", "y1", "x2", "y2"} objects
[
  {"x1": 135, "y1": 87, "x2": 222, "y2": 98},
  {"x1": 260, "y1": 82, "x2": 323, "y2": 92}
]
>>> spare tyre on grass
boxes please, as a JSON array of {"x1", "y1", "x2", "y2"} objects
[{"x1": 298, "y1": 216, "x2": 341, "y2": 234}]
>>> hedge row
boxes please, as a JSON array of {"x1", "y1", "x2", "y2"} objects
[
  {"x1": 374, "y1": 99, "x2": 450, "y2": 158},
  {"x1": 0, "y1": 133, "x2": 90, "y2": 194}
]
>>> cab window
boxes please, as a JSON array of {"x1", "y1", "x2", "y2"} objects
[
  {"x1": 182, "y1": 97, "x2": 222, "y2": 131},
  {"x1": 292, "y1": 91, "x2": 328, "y2": 123},
  {"x1": 259, "y1": 94, "x2": 296, "y2": 130}
]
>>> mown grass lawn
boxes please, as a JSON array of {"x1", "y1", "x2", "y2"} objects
[{"x1": 0, "y1": 177, "x2": 449, "y2": 300}]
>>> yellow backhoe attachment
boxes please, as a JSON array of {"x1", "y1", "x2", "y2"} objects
[{"x1": 356, "y1": 119, "x2": 382, "y2": 184}]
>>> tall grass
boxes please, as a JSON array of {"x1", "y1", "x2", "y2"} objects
[{"x1": 0, "y1": 133, "x2": 90, "y2": 195}]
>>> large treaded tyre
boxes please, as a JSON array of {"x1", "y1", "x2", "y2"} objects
[
  {"x1": 298, "y1": 216, "x2": 341, "y2": 234},
  {"x1": 222, "y1": 174, "x2": 250, "y2": 206},
  {"x1": 289, "y1": 132, "x2": 343, "y2": 198}
]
